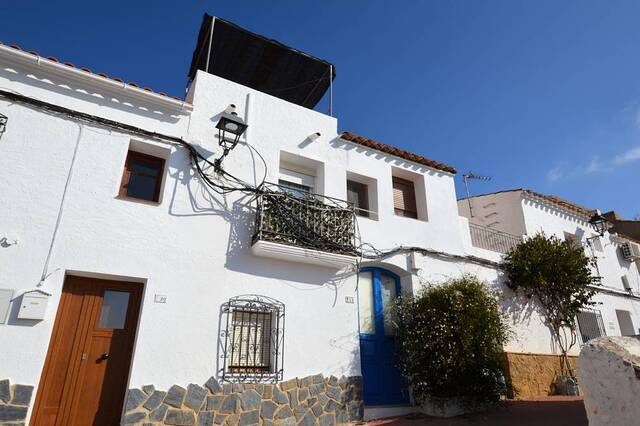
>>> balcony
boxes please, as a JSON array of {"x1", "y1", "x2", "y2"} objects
[
  {"x1": 251, "y1": 183, "x2": 357, "y2": 268},
  {"x1": 469, "y1": 223, "x2": 522, "y2": 254}
]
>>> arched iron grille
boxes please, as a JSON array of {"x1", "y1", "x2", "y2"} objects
[{"x1": 220, "y1": 294, "x2": 285, "y2": 383}]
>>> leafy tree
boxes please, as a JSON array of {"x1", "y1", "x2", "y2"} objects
[
  {"x1": 393, "y1": 275, "x2": 510, "y2": 405},
  {"x1": 503, "y1": 233, "x2": 598, "y2": 377}
]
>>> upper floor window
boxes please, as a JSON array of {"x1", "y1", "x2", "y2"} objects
[
  {"x1": 279, "y1": 166, "x2": 316, "y2": 198},
  {"x1": 347, "y1": 180, "x2": 370, "y2": 218},
  {"x1": 616, "y1": 309, "x2": 636, "y2": 336},
  {"x1": 119, "y1": 151, "x2": 165, "y2": 202},
  {"x1": 563, "y1": 232, "x2": 584, "y2": 250},
  {"x1": 576, "y1": 309, "x2": 606, "y2": 344},
  {"x1": 392, "y1": 176, "x2": 418, "y2": 219},
  {"x1": 278, "y1": 177, "x2": 312, "y2": 198}
]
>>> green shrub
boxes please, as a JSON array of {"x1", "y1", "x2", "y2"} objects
[{"x1": 393, "y1": 275, "x2": 510, "y2": 405}]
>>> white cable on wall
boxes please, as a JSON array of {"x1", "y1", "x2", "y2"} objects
[{"x1": 37, "y1": 123, "x2": 83, "y2": 287}]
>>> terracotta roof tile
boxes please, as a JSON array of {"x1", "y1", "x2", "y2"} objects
[
  {"x1": 340, "y1": 131, "x2": 457, "y2": 174},
  {"x1": 0, "y1": 41, "x2": 183, "y2": 101}
]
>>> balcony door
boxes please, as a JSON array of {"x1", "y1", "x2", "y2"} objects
[
  {"x1": 31, "y1": 276, "x2": 142, "y2": 425},
  {"x1": 357, "y1": 268, "x2": 409, "y2": 405}
]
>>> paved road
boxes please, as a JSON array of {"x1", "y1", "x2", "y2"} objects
[{"x1": 363, "y1": 397, "x2": 587, "y2": 426}]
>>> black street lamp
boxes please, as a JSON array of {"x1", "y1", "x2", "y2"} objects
[
  {"x1": 588, "y1": 209, "x2": 608, "y2": 237},
  {"x1": 0, "y1": 113, "x2": 7, "y2": 136},
  {"x1": 216, "y1": 112, "x2": 248, "y2": 153}
]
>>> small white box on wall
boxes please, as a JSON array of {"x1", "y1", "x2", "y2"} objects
[{"x1": 17, "y1": 291, "x2": 50, "y2": 320}]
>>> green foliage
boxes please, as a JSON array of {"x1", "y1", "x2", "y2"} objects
[
  {"x1": 393, "y1": 275, "x2": 510, "y2": 405},
  {"x1": 502, "y1": 232, "x2": 598, "y2": 375}
]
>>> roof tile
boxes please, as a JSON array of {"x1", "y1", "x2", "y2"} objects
[
  {"x1": 340, "y1": 131, "x2": 457, "y2": 174},
  {"x1": 0, "y1": 41, "x2": 183, "y2": 101}
]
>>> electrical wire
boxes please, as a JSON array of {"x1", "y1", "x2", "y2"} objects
[{"x1": 0, "y1": 89, "x2": 502, "y2": 276}]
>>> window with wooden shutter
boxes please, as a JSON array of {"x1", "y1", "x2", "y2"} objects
[
  {"x1": 392, "y1": 176, "x2": 417, "y2": 218},
  {"x1": 229, "y1": 309, "x2": 272, "y2": 372},
  {"x1": 119, "y1": 151, "x2": 165, "y2": 202},
  {"x1": 347, "y1": 180, "x2": 370, "y2": 217}
]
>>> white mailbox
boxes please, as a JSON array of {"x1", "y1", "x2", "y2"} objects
[{"x1": 17, "y1": 291, "x2": 49, "y2": 320}]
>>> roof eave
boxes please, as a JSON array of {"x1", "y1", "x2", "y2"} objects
[
  {"x1": 339, "y1": 131, "x2": 457, "y2": 175},
  {"x1": 0, "y1": 44, "x2": 193, "y2": 114}
]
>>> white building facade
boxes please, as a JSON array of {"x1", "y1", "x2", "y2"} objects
[
  {"x1": 459, "y1": 189, "x2": 640, "y2": 353},
  {"x1": 0, "y1": 20, "x2": 481, "y2": 424},
  {"x1": 1, "y1": 16, "x2": 638, "y2": 426}
]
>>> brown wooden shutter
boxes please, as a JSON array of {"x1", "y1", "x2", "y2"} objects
[
  {"x1": 393, "y1": 176, "x2": 417, "y2": 218},
  {"x1": 347, "y1": 180, "x2": 369, "y2": 217}
]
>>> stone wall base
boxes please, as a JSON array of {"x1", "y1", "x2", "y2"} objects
[
  {"x1": 0, "y1": 379, "x2": 34, "y2": 425},
  {"x1": 123, "y1": 374, "x2": 364, "y2": 426},
  {"x1": 504, "y1": 352, "x2": 578, "y2": 397}
]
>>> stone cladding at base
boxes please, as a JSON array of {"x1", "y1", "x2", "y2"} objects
[
  {"x1": 122, "y1": 374, "x2": 364, "y2": 426},
  {"x1": 0, "y1": 379, "x2": 34, "y2": 425},
  {"x1": 504, "y1": 352, "x2": 578, "y2": 397}
]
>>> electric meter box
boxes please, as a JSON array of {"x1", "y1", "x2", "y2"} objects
[{"x1": 17, "y1": 292, "x2": 49, "y2": 320}]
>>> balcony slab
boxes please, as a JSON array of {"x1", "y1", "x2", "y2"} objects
[{"x1": 251, "y1": 240, "x2": 357, "y2": 269}]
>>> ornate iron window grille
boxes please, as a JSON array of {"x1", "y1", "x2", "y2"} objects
[
  {"x1": 252, "y1": 182, "x2": 357, "y2": 256},
  {"x1": 220, "y1": 294, "x2": 285, "y2": 383}
]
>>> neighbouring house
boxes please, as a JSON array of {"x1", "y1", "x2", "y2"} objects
[
  {"x1": 459, "y1": 189, "x2": 640, "y2": 396},
  {"x1": 0, "y1": 13, "x2": 638, "y2": 426},
  {"x1": 603, "y1": 210, "x2": 640, "y2": 241}
]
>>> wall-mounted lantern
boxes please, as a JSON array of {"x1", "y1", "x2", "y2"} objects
[
  {"x1": 0, "y1": 113, "x2": 7, "y2": 136},
  {"x1": 589, "y1": 209, "x2": 608, "y2": 237},
  {"x1": 216, "y1": 112, "x2": 248, "y2": 153}
]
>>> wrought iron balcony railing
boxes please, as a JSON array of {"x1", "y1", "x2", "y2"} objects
[
  {"x1": 252, "y1": 183, "x2": 357, "y2": 256},
  {"x1": 469, "y1": 223, "x2": 522, "y2": 254}
]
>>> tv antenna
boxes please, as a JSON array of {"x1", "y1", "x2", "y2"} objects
[{"x1": 462, "y1": 172, "x2": 491, "y2": 217}]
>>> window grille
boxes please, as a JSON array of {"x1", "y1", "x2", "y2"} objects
[
  {"x1": 576, "y1": 309, "x2": 606, "y2": 345},
  {"x1": 220, "y1": 295, "x2": 285, "y2": 383}
]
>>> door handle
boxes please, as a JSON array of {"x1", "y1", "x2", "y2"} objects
[{"x1": 98, "y1": 352, "x2": 110, "y2": 361}]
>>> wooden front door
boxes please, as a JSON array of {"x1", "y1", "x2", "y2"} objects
[{"x1": 31, "y1": 276, "x2": 142, "y2": 426}]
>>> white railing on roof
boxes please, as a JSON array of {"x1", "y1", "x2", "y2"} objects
[{"x1": 469, "y1": 223, "x2": 522, "y2": 254}]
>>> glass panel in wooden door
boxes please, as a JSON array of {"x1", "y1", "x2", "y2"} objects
[
  {"x1": 380, "y1": 274, "x2": 398, "y2": 336},
  {"x1": 357, "y1": 271, "x2": 376, "y2": 334},
  {"x1": 69, "y1": 283, "x2": 141, "y2": 426}
]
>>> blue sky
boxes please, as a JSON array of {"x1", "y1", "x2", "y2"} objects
[{"x1": 4, "y1": 1, "x2": 639, "y2": 218}]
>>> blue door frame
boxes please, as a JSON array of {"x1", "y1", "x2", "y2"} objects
[{"x1": 358, "y1": 267, "x2": 409, "y2": 405}]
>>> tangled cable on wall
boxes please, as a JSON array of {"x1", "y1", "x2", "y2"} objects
[{"x1": 0, "y1": 89, "x2": 500, "y2": 269}]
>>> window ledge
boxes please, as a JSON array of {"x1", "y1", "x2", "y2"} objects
[
  {"x1": 393, "y1": 214, "x2": 427, "y2": 223},
  {"x1": 115, "y1": 195, "x2": 161, "y2": 206},
  {"x1": 251, "y1": 240, "x2": 357, "y2": 269}
]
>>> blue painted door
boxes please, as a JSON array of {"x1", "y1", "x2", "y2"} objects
[{"x1": 358, "y1": 268, "x2": 409, "y2": 405}]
